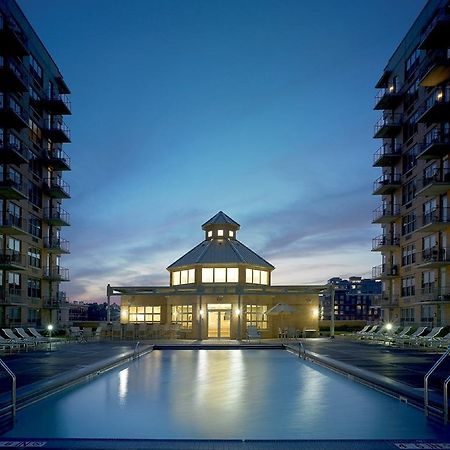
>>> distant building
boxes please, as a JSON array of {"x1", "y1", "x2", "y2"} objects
[
  {"x1": 320, "y1": 277, "x2": 382, "y2": 322},
  {"x1": 68, "y1": 301, "x2": 88, "y2": 322},
  {"x1": 0, "y1": 0, "x2": 71, "y2": 329},
  {"x1": 109, "y1": 212, "x2": 324, "y2": 339},
  {"x1": 371, "y1": 0, "x2": 450, "y2": 327}
]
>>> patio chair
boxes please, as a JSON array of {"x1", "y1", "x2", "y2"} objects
[
  {"x1": 355, "y1": 325, "x2": 371, "y2": 335},
  {"x1": 68, "y1": 326, "x2": 82, "y2": 341},
  {"x1": 246, "y1": 325, "x2": 261, "y2": 342},
  {"x1": 82, "y1": 327, "x2": 93, "y2": 340},
  {"x1": 94, "y1": 325, "x2": 103, "y2": 339},
  {"x1": 413, "y1": 327, "x2": 444, "y2": 347},
  {"x1": 2, "y1": 328, "x2": 34, "y2": 350},
  {"x1": 372, "y1": 325, "x2": 400, "y2": 342},
  {"x1": 394, "y1": 326, "x2": 428, "y2": 346},
  {"x1": 0, "y1": 335, "x2": 19, "y2": 352},
  {"x1": 15, "y1": 327, "x2": 47, "y2": 345},
  {"x1": 28, "y1": 327, "x2": 48, "y2": 340},
  {"x1": 430, "y1": 331, "x2": 450, "y2": 349},
  {"x1": 358, "y1": 325, "x2": 379, "y2": 339},
  {"x1": 382, "y1": 326, "x2": 411, "y2": 345}
]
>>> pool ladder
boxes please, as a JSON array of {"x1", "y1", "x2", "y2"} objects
[
  {"x1": 0, "y1": 358, "x2": 16, "y2": 431},
  {"x1": 424, "y1": 345, "x2": 450, "y2": 424}
]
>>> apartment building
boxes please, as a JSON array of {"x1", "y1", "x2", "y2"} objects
[
  {"x1": 372, "y1": 0, "x2": 450, "y2": 327},
  {"x1": 0, "y1": 0, "x2": 70, "y2": 328},
  {"x1": 320, "y1": 277, "x2": 381, "y2": 322}
]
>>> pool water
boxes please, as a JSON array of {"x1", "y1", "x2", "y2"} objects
[{"x1": 5, "y1": 349, "x2": 448, "y2": 439}]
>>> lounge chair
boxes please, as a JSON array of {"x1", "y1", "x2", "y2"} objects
[
  {"x1": 94, "y1": 325, "x2": 104, "y2": 339},
  {"x1": 15, "y1": 327, "x2": 47, "y2": 345},
  {"x1": 355, "y1": 325, "x2": 371, "y2": 335},
  {"x1": 394, "y1": 326, "x2": 428, "y2": 346},
  {"x1": 82, "y1": 327, "x2": 93, "y2": 340},
  {"x1": 2, "y1": 328, "x2": 35, "y2": 349},
  {"x1": 246, "y1": 325, "x2": 261, "y2": 342},
  {"x1": 358, "y1": 325, "x2": 379, "y2": 339},
  {"x1": 382, "y1": 326, "x2": 411, "y2": 345},
  {"x1": 0, "y1": 335, "x2": 19, "y2": 352},
  {"x1": 28, "y1": 327, "x2": 48, "y2": 340},
  {"x1": 430, "y1": 331, "x2": 450, "y2": 349},
  {"x1": 413, "y1": 327, "x2": 444, "y2": 347},
  {"x1": 372, "y1": 325, "x2": 400, "y2": 342}
]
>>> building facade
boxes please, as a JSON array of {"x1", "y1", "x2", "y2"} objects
[
  {"x1": 320, "y1": 277, "x2": 381, "y2": 322},
  {"x1": 0, "y1": 0, "x2": 71, "y2": 329},
  {"x1": 372, "y1": 0, "x2": 450, "y2": 327},
  {"x1": 110, "y1": 212, "x2": 323, "y2": 339}
]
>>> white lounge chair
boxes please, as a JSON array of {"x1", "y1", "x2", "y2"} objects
[
  {"x1": 246, "y1": 326, "x2": 261, "y2": 342},
  {"x1": 413, "y1": 327, "x2": 444, "y2": 347},
  {"x1": 0, "y1": 335, "x2": 19, "y2": 352},
  {"x1": 382, "y1": 326, "x2": 411, "y2": 345},
  {"x1": 359, "y1": 325, "x2": 379, "y2": 339},
  {"x1": 355, "y1": 325, "x2": 371, "y2": 335},
  {"x1": 395, "y1": 326, "x2": 428, "y2": 346},
  {"x1": 430, "y1": 331, "x2": 450, "y2": 349},
  {"x1": 15, "y1": 327, "x2": 46, "y2": 345},
  {"x1": 2, "y1": 328, "x2": 34, "y2": 349}
]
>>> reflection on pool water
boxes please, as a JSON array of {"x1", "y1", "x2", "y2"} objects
[{"x1": 5, "y1": 349, "x2": 448, "y2": 439}]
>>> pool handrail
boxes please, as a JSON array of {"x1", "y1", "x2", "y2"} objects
[
  {"x1": 424, "y1": 344, "x2": 450, "y2": 421},
  {"x1": 444, "y1": 371, "x2": 450, "y2": 425},
  {"x1": 0, "y1": 357, "x2": 16, "y2": 421}
]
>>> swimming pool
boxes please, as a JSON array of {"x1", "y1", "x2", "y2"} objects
[{"x1": 4, "y1": 349, "x2": 448, "y2": 440}]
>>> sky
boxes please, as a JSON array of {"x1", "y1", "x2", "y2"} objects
[{"x1": 17, "y1": 0, "x2": 427, "y2": 302}]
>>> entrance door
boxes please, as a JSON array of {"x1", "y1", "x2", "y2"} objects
[{"x1": 207, "y1": 310, "x2": 231, "y2": 338}]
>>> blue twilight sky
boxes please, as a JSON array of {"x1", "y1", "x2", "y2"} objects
[{"x1": 18, "y1": 0, "x2": 426, "y2": 301}]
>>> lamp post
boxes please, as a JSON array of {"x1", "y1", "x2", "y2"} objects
[
  {"x1": 47, "y1": 324, "x2": 54, "y2": 350},
  {"x1": 330, "y1": 284, "x2": 335, "y2": 339}
]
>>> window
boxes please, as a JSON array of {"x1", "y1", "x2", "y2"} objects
[
  {"x1": 402, "y1": 179, "x2": 416, "y2": 205},
  {"x1": 207, "y1": 230, "x2": 212, "y2": 238},
  {"x1": 229, "y1": 230, "x2": 234, "y2": 237},
  {"x1": 401, "y1": 276, "x2": 415, "y2": 297},
  {"x1": 28, "y1": 118, "x2": 42, "y2": 145},
  {"x1": 401, "y1": 244, "x2": 416, "y2": 266},
  {"x1": 129, "y1": 306, "x2": 161, "y2": 323},
  {"x1": 29, "y1": 214, "x2": 42, "y2": 238},
  {"x1": 27, "y1": 278, "x2": 41, "y2": 298},
  {"x1": 201, "y1": 267, "x2": 239, "y2": 283},
  {"x1": 7, "y1": 202, "x2": 21, "y2": 227},
  {"x1": 245, "y1": 268, "x2": 269, "y2": 285},
  {"x1": 405, "y1": 47, "x2": 421, "y2": 78},
  {"x1": 171, "y1": 305, "x2": 193, "y2": 329},
  {"x1": 28, "y1": 247, "x2": 41, "y2": 268},
  {"x1": 7, "y1": 237, "x2": 20, "y2": 253},
  {"x1": 172, "y1": 269, "x2": 195, "y2": 285},
  {"x1": 246, "y1": 304, "x2": 268, "y2": 330},
  {"x1": 28, "y1": 182, "x2": 42, "y2": 207},
  {"x1": 0, "y1": 165, "x2": 21, "y2": 185},
  {"x1": 400, "y1": 308, "x2": 415, "y2": 324},
  {"x1": 422, "y1": 271, "x2": 435, "y2": 294},
  {"x1": 402, "y1": 212, "x2": 416, "y2": 235},
  {"x1": 29, "y1": 54, "x2": 43, "y2": 83},
  {"x1": 217, "y1": 229, "x2": 224, "y2": 237},
  {"x1": 421, "y1": 304, "x2": 434, "y2": 323},
  {"x1": 403, "y1": 145, "x2": 419, "y2": 174},
  {"x1": 8, "y1": 272, "x2": 21, "y2": 294}
]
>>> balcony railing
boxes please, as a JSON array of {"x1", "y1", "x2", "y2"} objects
[
  {"x1": 420, "y1": 285, "x2": 450, "y2": 302},
  {"x1": 0, "y1": 139, "x2": 29, "y2": 165},
  {"x1": 419, "y1": 207, "x2": 450, "y2": 231},
  {"x1": 43, "y1": 237, "x2": 70, "y2": 254},
  {"x1": 372, "y1": 204, "x2": 400, "y2": 223},
  {"x1": 418, "y1": 88, "x2": 450, "y2": 123},
  {"x1": 43, "y1": 119, "x2": 71, "y2": 143},
  {"x1": 0, "y1": 14, "x2": 28, "y2": 56},
  {"x1": 371, "y1": 235, "x2": 400, "y2": 251},
  {"x1": 374, "y1": 86, "x2": 403, "y2": 110},
  {"x1": 373, "y1": 113, "x2": 402, "y2": 138},
  {"x1": 42, "y1": 94, "x2": 71, "y2": 115},
  {"x1": 43, "y1": 292, "x2": 68, "y2": 308},
  {"x1": 0, "y1": 95, "x2": 28, "y2": 129},
  {"x1": 417, "y1": 167, "x2": 450, "y2": 196},
  {"x1": 418, "y1": 49, "x2": 450, "y2": 87},
  {"x1": 0, "y1": 58, "x2": 28, "y2": 92},
  {"x1": 372, "y1": 143, "x2": 402, "y2": 167},
  {"x1": 41, "y1": 148, "x2": 71, "y2": 171},
  {"x1": 372, "y1": 173, "x2": 402, "y2": 195},
  {"x1": 418, "y1": 132, "x2": 450, "y2": 160},
  {"x1": 420, "y1": 247, "x2": 450, "y2": 266},
  {"x1": 372, "y1": 263, "x2": 399, "y2": 279},
  {"x1": 43, "y1": 177, "x2": 70, "y2": 199},
  {"x1": 0, "y1": 288, "x2": 25, "y2": 305},
  {"x1": 43, "y1": 266, "x2": 70, "y2": 282},
  {"x1": 0, "y1": 250, "x2": 24, "y2": 269},
  {"x1": 419, "y1": 8, "x2": 450, "y2": 50},
  {"x1": 0, "y1": 177, "x2": 27, "y2": 200},
  {"x1": 380, "y1": 295, "x2": 399, "y2": 307},
  {"x1": 0, "y1": 213, "x2": 27, "y2": 234},
  {"x1": 43, "y1": 207, "x2": 70, "y2": 226}
]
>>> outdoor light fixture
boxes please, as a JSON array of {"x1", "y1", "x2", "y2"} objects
[
  {"x1": 47, "y1": 324, "x2": 54, "y2": 350},
  {"x1": 386, "y1": 323, "x2": 393, "y2": 331},
  {"x1": 235, "y1": 308, "x2": 241, "y2": 316},
  {"x1": 199, "y1": 309, "x2": 204, "y2": 318}
]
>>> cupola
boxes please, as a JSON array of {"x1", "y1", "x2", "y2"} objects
[{"x1": 202, "y1": 211, "x2": 240, "y2": 240}]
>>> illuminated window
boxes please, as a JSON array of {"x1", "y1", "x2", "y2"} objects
[
  {"x1": 246, "y1": 269, "x2": 269, "y2": 285},
  {"x1": 202, "y1": 268, "x2": 214, "y2": 283},
  {"x1": 208, "y1": 230, "x2": 212, "y2": 237},
  {"x1": 172, "y1": 269, "x2": 195, "y2": 285},
  {"x1": 229, "y1": 230, "x2": 234, "y2": 237},
  {"x1": 129, "y1": 306, "x2": 161, "y2": 323},
  {"x1": 215, "y1": 268, "x2": 226, "y2": 282},
  {"x1": 227, "y1": 267, "x2": 239, "y2": 282},
  {"x1": 246, "y1": 268, "x2": 252, "y2": 283},
  {"x1": 172, "y1": 305, "x2": 193, "y2": 329},
  {"x1": 246, "y1": 304, "x2": 268, "y2": 329},
  {"x1": 260, "y1": 271, "x2": 268, "y2": 285},
  {"x1": 217, "y1": 229, "x2": 224, "y2": 236}
]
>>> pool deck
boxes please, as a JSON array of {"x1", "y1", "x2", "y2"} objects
[{"x1": 0, "y1": 337, "x2": 449, "y2": 449}]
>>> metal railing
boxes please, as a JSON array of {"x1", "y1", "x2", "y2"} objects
[
  {"x1": 0, "y1": 358, "x2": 16, "y2": 422},
  {"x1": 421, "y1": 167, "x2": 450, "y2": 189},
  {"x1": 422, "y1": 247, "x2": 450, "y2": 264},
  {"x1": 424, "y1": 345, "x2": 450, "y2": 423},
  {"x1": 372, "y1": 143, "x2": 402, "y2": 165},
  {"x1": 374, "y1": 113, "x2": 402, "y2": 135},
  {"x1": 43, "y1": 206, "x2": 70, "y2": 225},
  {"x1": 373, "y1": 173, "x2": 402, "y2": 192},
  {"x1": 372, "y1": 235, "x2": 400, "y2": 250},
  {"x1": 422, "y1": 207, "x2": 450, "y2": 227},
  {"x1": 372, "y1": 204, "x2": 400, "y2": 222}
]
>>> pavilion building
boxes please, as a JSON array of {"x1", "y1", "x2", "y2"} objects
[{"x1": 109, "y1": 212, "x2": 324, "y2": 339}]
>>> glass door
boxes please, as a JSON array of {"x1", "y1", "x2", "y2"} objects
[{"x1": 207, "y1": 309, "x2": 231, "y2": 338}]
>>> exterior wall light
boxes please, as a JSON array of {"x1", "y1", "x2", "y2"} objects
[{"x1": 235, "y1": 308, "x2": 241, "y2": 316}]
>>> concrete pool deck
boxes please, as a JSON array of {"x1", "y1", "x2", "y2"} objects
[{"x1": 0, "y1": 337, "x2": 449, "y2": 449}]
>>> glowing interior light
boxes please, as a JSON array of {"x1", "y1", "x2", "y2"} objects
[{"x1": 386, "y1": 323, "x2": 393, "y2": 330}]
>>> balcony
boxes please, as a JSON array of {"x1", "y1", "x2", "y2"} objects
[
  {"x1": 380, "y1": 295, "x2": 399, "y2": 307},
  {"x1": 43, "y1": 207, "x2": 70, "y2": 226},
  {"x1": 417, "y1": 167, "x2": 450, "y2": 197},
  {"x1": 0, "y1": 15, "x2": 28, "y2": 56},
  {"x1": 0, "y1": 178, "x2": 27, "y2": 200},
  {"x1": 372, "y1": 263, "x2": 399, "y2": 280},
  {"x1": 371, "y1": 235, "x2": 400, "y2": 252},
  {"x1": 417, "y1": 133, "x2": 450, "y2": 160},
  {"x1": 0, "y1": 289, "x2": 25, "y2": 305},
  {"x1": 372, "y1": 204, "x2": 401, "y2": 223},
  {"x1": 418, "y1": 89, "x2": 450, "y2": 124},
  {"x1": 372, "y1": 173, "x2": 401, "y2": 195},
  {"x1": 43, "y1": 237, "x2": 70, "y2": 254},
  {"x1": 43, "y1": 119, "x2": 71, "y2": 143},
  {"x1": 418, "y1": 8, "x2": 450, "y2": 50},
  {"x1": 373, "y1": 113, "x2": 402, "y2": 139},
  {"x1": 0, "y1": 140, "x2": 29, "y2": 165},
  {"x1": 40, "y1": 148, "x2": 71, "y2": 171},
  {"x1": 0, "y1": 250, "x2": 25, "y2": 270},
  {"x1": 0, "y1": 213, "x2": 27, "y2": 235},
  {"x1": 0, "y1": 96, "x2": 28, "y2": 129},
  {"x1": 374, "y1": 86, "x2": 403, "y2": 110},
  {"x1": 418, "y1": 50, "x2": 450, "y2": 87},
  {"x1": 43, "y1": 266, "x2": 70, "y2": 282},
  {"x1": 43, "y1": 178, "x2": 71, "y2": 199},
  {"x1": 420, "y1": 286, "x2": 450, "y2": 303},
  {"x1": 418, "y1": 207, "x2": 450, "y2": 232},
  {"x1": 43, "y1": 292, "x2": 68, "y2": 308},
  {"x1": 42, "y1": 94, "x2": 71, "y2": 115},
  {"x1": 418, "y1": 247, "x2": 450, "y2": 269},
  {"x1": 0, "y1": 59, "x2": 28, "y2": 92},
  {"x1": 372, "y1": 143, "x2": 402, "y2": 167}
]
